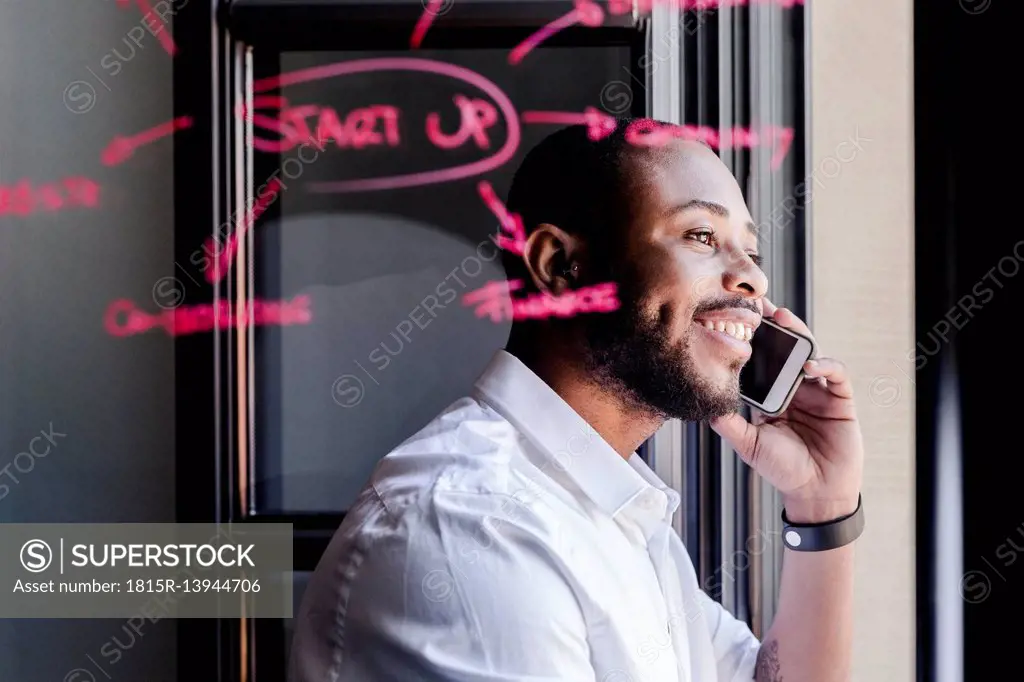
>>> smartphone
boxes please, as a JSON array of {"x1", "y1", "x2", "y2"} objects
[{"x1": 739, "y1": 318, "x2": 817, "y2": 416}]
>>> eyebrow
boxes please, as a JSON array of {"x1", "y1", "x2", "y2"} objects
[{"x1": 667, "y1": 199, "x2": 759, "y2": 238}]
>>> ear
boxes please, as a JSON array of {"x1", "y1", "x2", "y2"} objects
[{"x1": 520, "y1": 223, "x2": 585, "y2": 295}]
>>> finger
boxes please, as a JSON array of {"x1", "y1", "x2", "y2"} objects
[
  {"x1": 803, "y1": 373, "x2": 827, "y2": 389},
  {"x1": 789, "y1": 375, "x2": 851, "y2": 415},
  {"x1": 770, "y1": 306, "x2": 816, "y2": 347},
  {"x1": 802, "y1": 357, "x2": 853, "y2": 399},
  {"x1": 710, "y1": 412, "x2": 760, "y2": 467},
  {"x1": 761, "y1": 296, "x2": 777, "y2": 318}
]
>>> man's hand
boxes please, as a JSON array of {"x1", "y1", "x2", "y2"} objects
[{"x1": 710, "y1": 298, "x2": 864, "y2": 523}]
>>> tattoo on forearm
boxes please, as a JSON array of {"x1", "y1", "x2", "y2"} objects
[{"x1": 755, "y1": 640, "x2": 782, "y2": 682}]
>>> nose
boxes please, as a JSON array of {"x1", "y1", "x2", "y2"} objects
[{"x1": 722, "y1": 249, "x2": 768, "y2": 300}]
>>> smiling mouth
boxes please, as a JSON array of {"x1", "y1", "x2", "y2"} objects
[{"x1": 696, "y1": 319, "x2": 754, "y2": 342}]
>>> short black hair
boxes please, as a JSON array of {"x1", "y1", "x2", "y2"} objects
[{"x1": 502, "y1": 118, "x2": 654, "y2": 282}]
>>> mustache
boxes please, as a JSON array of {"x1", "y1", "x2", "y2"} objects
[{"x1": 692, "y1": 296, "x2": 760, "y2": 318}]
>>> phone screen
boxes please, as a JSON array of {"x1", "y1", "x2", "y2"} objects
[{"x1": 739, "y1": 322, "x2": 799, "y2": 404}]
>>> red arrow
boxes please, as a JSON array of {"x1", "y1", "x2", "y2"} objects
[
  {"x1": 100, "y1": 116, "x2": 193, "y2": 166},
  {"x1": 477, "y1": 181, "x2": 527, "y2": 256},
  {"x1": 508, "y1": 2, "x2": 604, "y2": 65},
  {"x1": 205, "y1": 177, "x2": 286, "y2": 284}
]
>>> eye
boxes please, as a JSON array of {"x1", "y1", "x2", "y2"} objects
[
  {"x1": 687, "y1": 228, "x2": 715, "y2": 246},
  {"x1": 748, "y1": 253, "x2": 764, "y2": 267}
]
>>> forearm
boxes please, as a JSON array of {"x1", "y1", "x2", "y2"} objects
[{"x1": 756, "y1": 500, "x2": 857, "y2": 682}]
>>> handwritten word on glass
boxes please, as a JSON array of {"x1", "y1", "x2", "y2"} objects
[
  {"x1": 522, "y1": 110, "x2": 794, "y2": 169},
  {"x1": 104, "y1": 297, "x2": 313, "y2": 338},
  {"x1": 240, "y1": 97, "x2": 401, "y2": 153},
  {"x1": 463, "y1": 280, "x2": 620, "y2": 322},
  {"x1": 622, "y1": 118, "x2": 794, "y2": 169},
  {"x1": 240, "y1": 96, "x2": 500, "y2": 155},
  {"x1": 248, "y1": 58, "x2": 522, "y2": 193},
  {"x1": 0, "y1": 178, "x2": 100, "y2": 217}
]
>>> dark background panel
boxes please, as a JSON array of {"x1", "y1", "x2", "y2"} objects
[
  {"x1": 0, "y1": 0, "x2": 179, "y2": 679},
  {"x1": 915, "y1": 1, "x2": 1020, "y2": 680},
  {"x1": 250, "y1": 45, "x2": 638, "y2": 514}
]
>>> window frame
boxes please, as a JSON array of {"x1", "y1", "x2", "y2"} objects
[{"x1": 205, "y1": 0, "x2": 810, "y2": 678}]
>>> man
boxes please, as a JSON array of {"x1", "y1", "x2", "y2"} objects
[{"x1": 290, "y1": 119, "x2": 864, "y2": 682}]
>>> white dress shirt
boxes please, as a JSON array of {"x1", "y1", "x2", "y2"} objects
[{"x1": 290, "y1": 350, "x2": 761, "y2": 682}]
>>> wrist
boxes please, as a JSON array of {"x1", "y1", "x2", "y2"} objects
[{"x1": 782, "y1": 495, "x2": 859, "y2": 524}]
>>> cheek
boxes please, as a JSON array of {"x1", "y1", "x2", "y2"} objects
[
  {"x1": 687, "y1": 272, "x2": 719, "y2": 303},
  {"x1": 640, "y1": 298, "x2": 693, "y2": 343},
  {"x1": 656, "y1": 277, "x2": 703, "y2": 331},
  {"x1": 662, "y1": 263, "x2": 712, "y2": 319},
  {"x1": 629, "y1": 253, "x2": 705, "y2": 332}
]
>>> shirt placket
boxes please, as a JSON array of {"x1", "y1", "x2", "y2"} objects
[{"x1": 641, "y1": 498, "x2": 692, "y2": 682}]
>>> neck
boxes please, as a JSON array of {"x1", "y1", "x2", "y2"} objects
[{"x1": 505, "y1": 334, "x2": 664, "y2": 460}]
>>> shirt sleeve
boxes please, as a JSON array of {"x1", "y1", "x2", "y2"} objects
[
  {"x1": 696, "y1": 589, "x2": 761, "y2": 682},
  {"x1": 295, "y1": 489, "x2": 596, "y2": 682}
]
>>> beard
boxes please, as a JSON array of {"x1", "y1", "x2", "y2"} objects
[{"x1": 580, "y1": 274, "x2": 743, "y2": 422}]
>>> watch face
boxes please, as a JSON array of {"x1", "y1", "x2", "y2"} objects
[{"x1": 783, "y1": 530, "x2": 803, "y2": 548}]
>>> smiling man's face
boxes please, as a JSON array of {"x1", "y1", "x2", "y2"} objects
[{"x1": 582, "y1": 140, "x2": 768, "y2": 421}]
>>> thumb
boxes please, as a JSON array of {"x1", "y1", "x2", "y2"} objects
[{"x1": 710, "y1": 413, "x2": 761, "y2": 468}]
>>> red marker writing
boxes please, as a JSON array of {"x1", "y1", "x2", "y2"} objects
[
  {"x1": 462, "y1": 279, "x2": 621, "y2": 322},
  {"x1": 477, "y1": 181, "x2": 526, "y2": 256},
  {"x1": 239, "y1": 97, "x2": 401, "y2": 153},
  {"x1": 0, "y1": 177, "x2": 101, "y2": 217},
  {"x1": 522, "y1": 107, "x2": 618, "y2": 141},
  {"x1": 623, "y1": 118, "x2": 794, "y2": 169},
  {"x1": 510, "y1": 0, "x2": 805, "y2": 62},
  {"x1": 524, "y1": 112, "x2": 794, "y2": 169},
  {"x1": 426, "y1": 96, "x2": 498, "y2": 150},
  {"x1": 509, "y1": 1, "x2": 604, "y2": 66},
  {"x1": 116, "y1": 0, "x2": 177, "y2": 56},
  {"x1": 259, "y1": 58, "x2": 520, "y2": 193},
  {"x1": 101, "y1": 116, "x2": 194, "y2": 166},
  {"x1": 410, "y1": 0, "x2": 451, "y2": 49},
  {"x1": 205, "y1": 176, "x2": 285, "y2": 284},
  {"x1": 104, "y1": 296, "x2": 313, "y2": 338}
]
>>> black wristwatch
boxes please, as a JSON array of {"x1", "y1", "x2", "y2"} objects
[{"x1": 781, "y1": 495, "x2": 864, "y2": 552}]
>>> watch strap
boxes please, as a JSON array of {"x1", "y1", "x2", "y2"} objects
[{"x1": 781, "y1": 495, "x2": 864, "y2": 552}]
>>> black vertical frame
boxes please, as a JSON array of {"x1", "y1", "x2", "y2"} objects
[
  {"x1": 913, "y1": 2, "x2": 944, "y2": 678},
  {"x1": 173, "y1": 0, "x2": 232, "y2": 680},
  {"x1": 915, "y1": 3, "x2": 1020, "y2": 681}
]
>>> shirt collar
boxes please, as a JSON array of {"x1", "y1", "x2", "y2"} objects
[{"x1": 472, "y1": 350, "x2": 679, "y2": 532}]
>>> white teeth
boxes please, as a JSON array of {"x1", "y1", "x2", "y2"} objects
[{"x1": 699, "y1": 319, "x2": 753, "y2": 341}]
